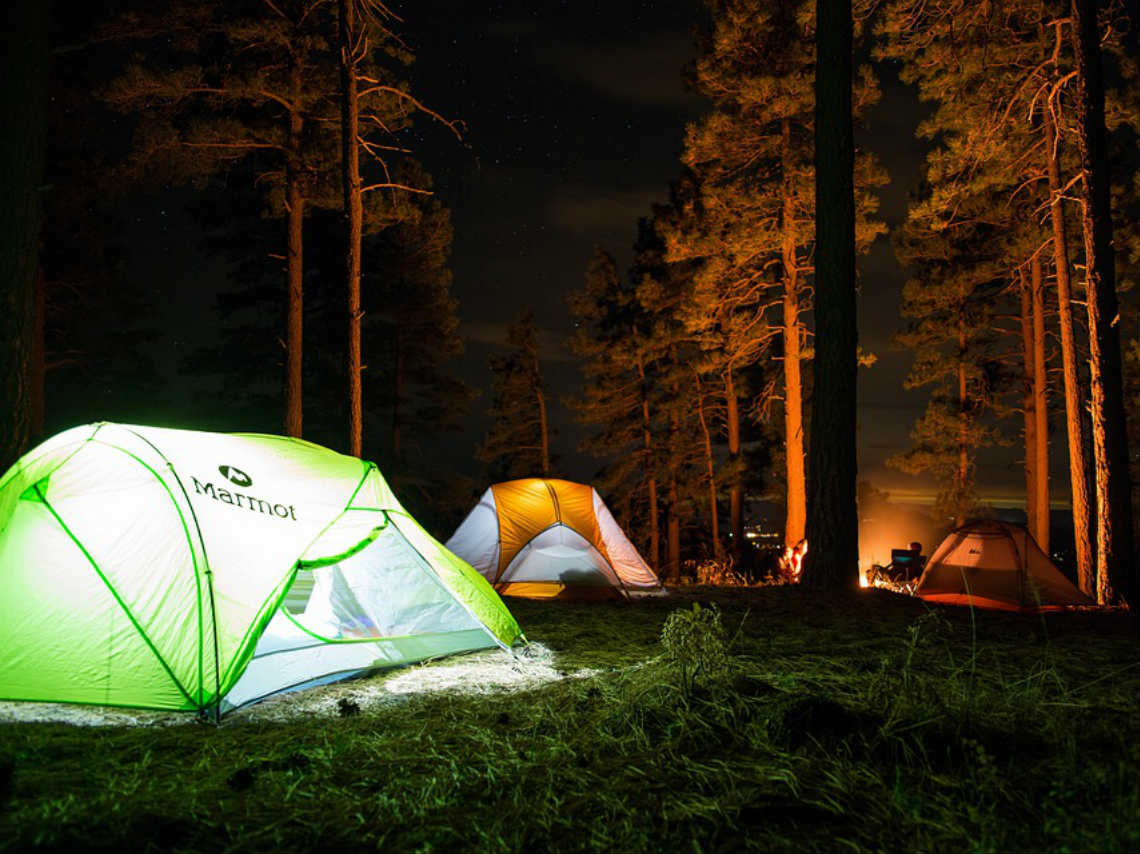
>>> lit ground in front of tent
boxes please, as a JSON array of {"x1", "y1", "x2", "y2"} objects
[{"x1": 0, "y1": 642, "x2": 594, "y2": 727}]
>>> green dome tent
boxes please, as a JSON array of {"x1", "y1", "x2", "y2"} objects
[{"x1": 0, "y1": 423, "x2": 522, "y2": 716}]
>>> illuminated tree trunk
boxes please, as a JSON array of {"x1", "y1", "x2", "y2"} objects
[
  {"x1": 339, "y1": 0, "x2": 364, "y2": 457},
  {"x1": 1044, "y1": 111, "x2": 1094, "y2": 594},
  {"x1": 1019, "y1": 267, "x2": 1039, "y2": 541},
  {"x1": 1070, "y1": 0, "x2": 1136, "y2": 605},
  {"x1": 667, "y1": 470, "x2": 681, "y2": 582},
  {"x1": 725, "y1": 368, "x2": 742, "y2": 560},
  {"x1": 695, "y1": 370, "x2": 721, "y2": 558},
  {"x1": 1031, "y1": 254, "x2": 1049, "y2": 552},
  {"x1": 639, "y1": 357, "x2": 660, "y2": 569},
  {"x1": 0, "y1": 1, "x2": 50, "y2": 472},
  {"x1": 535, "y1": 348, "x2": 550, "y2": 477},
  {"x1": 283, "y1": 57, "x2": 305, "y2": 439},
  {"x1": 956, "y1": 330, "x2": 969, "y2": 529},
  {"x1": 781, "y1": 122, "x2": 806, "y2": 548},
  {"x1": 803, "y1": 0, "x2": 859, "y2": 589}
]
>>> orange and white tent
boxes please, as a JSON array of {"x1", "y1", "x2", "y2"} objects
[
  {"x1": 915, "y1": 520, "x2": 1093, "y2": 611},
  {"x1": 446, "y1": 478, "x2": 662, "y2": 599}
]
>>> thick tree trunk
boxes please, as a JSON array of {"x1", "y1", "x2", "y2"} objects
[
  {"x1": 283, "y1": 58, "x2": 305, "y2": 439},
  {"x1": 1070, "y1": 0, "x2": 1136, "y2": 605},
  {"x1": 667, "y1": 472, "x2": 681, "y2": 583},
  {"x1": 339, "y1": 0, "x2": 364, "y2": 457},
  {"x1": 695, "y1": 372, "x2": 721, "y2": 558},
  {"x1": 31, "y1": 264, "x2": 45, "y2": 439},
  {"x1": 0, "y1": 2, "x2": 50, "y2": 472},
  {"x1": 1031, "y1": 254, "x2": 1050, "y2": 552},
  {"x1": 803, "y1": 0, "x2": 858, "y2": 588},
  {"x1": 781, "y1": 119, "x2": 807, "y2": 550},
  {"x1": 1019, "y1": 267, "x2": 1039, "y2": 541},
  {"x1": 1044, "y1": 112, "x2": 1095, "y2": 594},
  {"x1": 638, "y1": 356, "x2": 660, "y2": 569},
  {"x1": 392, "y1": 333, "x2": 403, "y2": 460},
  {"x1": 782, "y1": 273, "x2": 806, "y2": 549},
  {"x1": 725, "y1": 368, "x2": 743, "y2": 560},
  {"x1": 534, "y1": 350, "x2": 550, "y2": 477},
  {"x1": 957, "y1": 334, "x2": 969, "y2": 529}
]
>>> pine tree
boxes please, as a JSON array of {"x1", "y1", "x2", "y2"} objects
[
  {"x1": 0, "y1": 1, "x2": 51, "y2": 471},
  {"x1": 802, "y1": 0, "x2": 860, "y2": 588},
  {"x1": 567, "y1": 246, "x2": 661, "y2": 568},
  {"x1": 668, "y1": 0, "x2": 885, "y2": 557},
  {"x1": 477, "y1": 310, "x2": 552, "y2": 480},
  {"x1": 1069, "y1": 0, "x2": 1136, "y2": 605}
]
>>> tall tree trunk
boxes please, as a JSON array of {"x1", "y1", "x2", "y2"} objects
[
  {"x1": 725, "y1": 367, "x2": 743, "y2": 560},
  {"x1": 339, "y1": 0, "x2": 364, "y2": 457},
  {"x1": 1019, "y1": 266, "x2": 1039, "y2": 541},
  {"x1": 780, "y1": 126, "x2": 806, "y2": 549},
  {"x1": 0, "y1": 2, "x2": 50, "y2": 472},
  {"x1": 956, "y1": 329, "x2": 969, "y2": 529},
  {"x1": 534, "y1": 350, "x2": 550, "y2": 476},
  {"x1": 283, "y1": 56, "x2": 305, "y2": 439},
  {"x1": 1070, "y1": 0, "x2": 1136, "y2": 605},
  {"x1": 638, "y1": 353, "x2": 660, "y2": 569},
  {"x1": 1044, "y1": 111, "x2": 1095, "y2": 594},
  {"x1": 1031, "y1": 254, "x2": 1050, "y2": 552},
  {"x1": 803, "y1": 0, "x2": 859, "y2": 588},
  {"x1": 392, "y1": 332, "x2": 403, "y2": 460},
  {"x1": 695, "y1": 371, "x2": 721, "y2": 558},
  {"x1": 31, "y1": 264, "x2": 45, "y2": 439},
  {"x1": 667, "y1": 469, "x2": 681, "y2": 583}
]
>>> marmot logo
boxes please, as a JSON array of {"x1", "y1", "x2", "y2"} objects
[{"x1": 218, "y1": 465, "x2": 252, "y2": 487}]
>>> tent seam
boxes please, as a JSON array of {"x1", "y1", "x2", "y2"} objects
[
  {"x1": 33, "y1": 484, "x2": 197, "y2": 708},
  {"x1": 117, "y1": 426, "x2": 221, "y2": 717}
]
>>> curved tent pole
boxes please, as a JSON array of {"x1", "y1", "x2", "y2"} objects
[{"x1": 120, "y1": 427, "x2": 223, "y2": 723}]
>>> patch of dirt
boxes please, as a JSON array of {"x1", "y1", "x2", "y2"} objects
[{"x1": 0, "y1": 643, "x2": 596, "y2": 727}]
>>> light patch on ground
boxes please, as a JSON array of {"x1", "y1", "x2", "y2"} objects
[
  {"x1": 0, "y1": 643, "x2": 595, "y2": 728},
  {"x1": 236, "y1": 642, "x2": 596, "y2": 724}
]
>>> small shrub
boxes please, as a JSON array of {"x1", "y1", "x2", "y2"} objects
[{"x1": 660, "y1": 603, "x2": 734, "y2": 694}]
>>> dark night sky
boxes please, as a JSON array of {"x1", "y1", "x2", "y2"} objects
[{"x1": 106, "y1": 0, "x2": 1047, "y2": 517}]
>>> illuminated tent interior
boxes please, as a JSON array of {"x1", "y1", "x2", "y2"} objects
[
  {"x1": 915, "y1": 520, "x2": 1093, "y2": 612},
  {"x1": 446, "y1": 478, "x2": 663, "y2": 599},
  {"x1": 0, "y1": 423, "x2": 521, "y2": 716}
]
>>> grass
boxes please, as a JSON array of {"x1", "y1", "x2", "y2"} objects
[{"x1": 1, "y1": 586, "x2": 1137, "y2": 853}]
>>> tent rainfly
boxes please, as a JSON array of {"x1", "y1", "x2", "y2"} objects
[
  {"x1": 915, "y1": 520, "x2": 1094, "y2": 612},
  {"x1": 446, "y1": 478, "x2": 662, "y2": 599},
  {"x1": 0, "y1": 423, "x2": 522, "y2": 716}
]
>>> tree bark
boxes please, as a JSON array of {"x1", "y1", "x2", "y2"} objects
[
  {"x1": 725, "y1": 368, "x2": 743, "y2": 560},
  {"x1": 339, "y1": 0, "x2": 364, "y2": 458},
  {"x1": 1031, "y1": 254, "x2": 1050, "y2": 552},
  {"x1": 283, "y1": 54, "x2": 305, "y2": 439},
  {"x1": 781, "y1": 117, "x2": 807, "y2": 550},
  {"x1": 534, "y1": 349, "x2": 550, "y2": 477},
  {"x1": 1044, "y1": 110, "x2": 1095, "y2": 594},
  {"x1": 1070, "y1": 0, "x2": 1136, "y2": 605},
  {"x1": 667, "y1": 470, "x2": 681, "y2": 583},
  {"x1": 31, "y1": 264, "x2": 45, "y2": 440},
  {"x1": 392, "y1": 332, "x2": 403, "y2": 460},
  {"x1": 957, "y1": 328, "x2": 969, "y2": 529},
  {"x1": 1019, "y1": 267, "x2": 1039, "y2": 542},
  {"x1": 695, "y1": 371, "x2": 721, "y2": 558},
  {"x1": 0, "y1": 2, "x2": 50, "y2": 472},
  {"x1": 638, "y1": 354, "x2": 660, "y2": 569},
  {"x1": 803, "y1": 0, "x2": 859, "y2": 588}
]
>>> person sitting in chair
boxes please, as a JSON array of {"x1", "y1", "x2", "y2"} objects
[{"x1": 870, "y1": 541, "x2": 926, "y2": 587}]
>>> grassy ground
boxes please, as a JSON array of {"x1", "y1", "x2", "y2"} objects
[{"x1": 1, "y1": 586, "x2": 1137, "y2": 853}]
